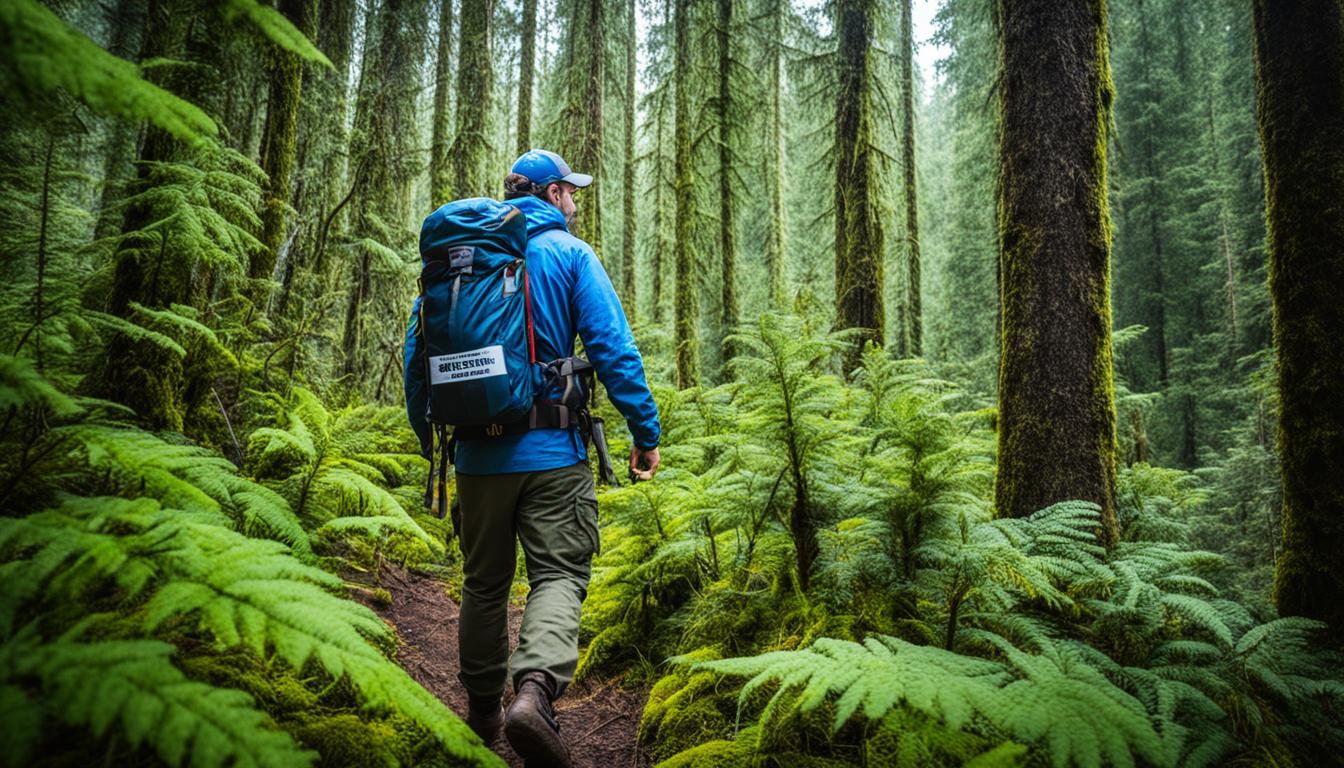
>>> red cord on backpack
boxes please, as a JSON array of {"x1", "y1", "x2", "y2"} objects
[{"x1": 521, "y1": 266, "x2": 537, "y2": 364}]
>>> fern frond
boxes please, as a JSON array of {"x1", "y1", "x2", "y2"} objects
[{"x1": 3, "y1": 633, "x2": 315, "y2": 768}]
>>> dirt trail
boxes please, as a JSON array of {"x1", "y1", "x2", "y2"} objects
[{"x1": 370, "y1": 565, "x2": 650, "y2": 768}]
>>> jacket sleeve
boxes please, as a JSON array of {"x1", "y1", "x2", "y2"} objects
[
  {"x1": 570, "y1": 245, "x2": 661, "y2": 449},
  {"x1": 404, "y1": 294, "x2": 433, "y2": 458}
]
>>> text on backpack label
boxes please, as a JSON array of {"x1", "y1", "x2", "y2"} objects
[{"x1": 429, "y1": 345, "x2": 507, "y2": 385}]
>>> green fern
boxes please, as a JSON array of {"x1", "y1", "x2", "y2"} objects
[
  {"x1": 0, "y1": 494, "x2": 501, "y2": 766},
  {"x1": 245, "y1": 387, "x2": 437, "y2": 558},
  {"x1": 0, "y1": 629, "x2": 315, "y2": 768},
  {"x1": 701, "y1": 630, "x2": 1167, "y2": 768},
  {"x1": 0, "y1": 0, "x2": 216, "y2": 142}
]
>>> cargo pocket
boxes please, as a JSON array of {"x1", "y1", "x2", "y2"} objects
[{"x1": 573, "y1": 490, "x2": 601, "y2": 558}]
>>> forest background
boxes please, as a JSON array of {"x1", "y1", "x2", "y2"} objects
[{"x1": 1, "y1": 0, "x2": 1342, "y2": 766}]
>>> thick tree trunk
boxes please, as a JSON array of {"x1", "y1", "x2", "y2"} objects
[
  {"x1": 717, "y1": 0, "x2": 738, "y2": 369},
  {"x1": 833, "y1": 0, "x2": 884, "y2": 369},
  {"x1": 450, "y1": 0, "x2": 494, "y2": 199},
  {"x1": 516, "y1": 0, "x2": 537, "y2": 156},
  {"x1": 341, "y1": 0, "x2": 431, "y2": 382},
  {"x1": 621, "y1": 0, "x2": 638, "y2": 318},
  {"x1": 1252, "y1": 0, "x2": 1344, "y2": 631},
  {"x1": 430, "y1": 0, "x2": 456, "y2": 204},
  {"x1": 900, "y1": 0, "x2": 921, "y2": 357},
  {"x1": 566, "y1": 0, "x2": 604, "y2": 258},
  {"x1": 254, "y1": 0, "x2": 317, "y2": 290},
  {"x1": 764, "y1": 0, "x2": 788, "y2": 307},
  {"x1": 94, "y1": 0, "x2": 195, "y2": 430},
  {"x1": 673, "y1": 0, "x2": 699, "y2": 388},
  {"x1": 993, "y1": 0, "x2": 1119, "y2": 547},
  {"x1": 279, "y1": 0, "x2": 356, "y2": 316}
]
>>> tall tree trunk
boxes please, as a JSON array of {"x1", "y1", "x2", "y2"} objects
[
  {"x1": 621, "y1": 0, "x2": 638, "y2": 318},
  {"x1": 993, "y1": 0, "x2": 1119, "y2": 546},
  {"x1": 341, "y1": 0, "x2": 431, "y2": 382},
  {"x1": 1253, "y1": 0, "x2": 1344, "y2": 631},
  {"x1": 254, "y1": 0, "x2": 318, "y2": 292},
  {"x1": 1135, "y1": 6, "x2": 1169, "y2": 387},
  {"x1": 900, "y1": 0, "x2": 921, "y2": 357},
  {"x1": 279, "y1": 0, "x2": 356, "y2": 316},
  {"x1": 94, "y1": 0, "x2": 195, "y2": 430},
  {"x1": 673, "y1": 0, "x2": 699, "y2": 388},
  {"x1": 93, "y1": 0, "x2": 146, "y2": 242},
  {"x1": 764, "y1": 0, "x2": 788, "y2": 307},
  {"x1": 566, "y1": 0, "x2": 605, "y2": 257},
  {"x1": 450, "y1": 0, "x2": 494, "y2": 199},
  {"x1": 716, "y1": 0, "x2": 738, "y2": 369},
  {"x1": 653, "y1": 84, "x2": 669, "y2": 322},
  {"x1": 430, "y1": 0, "x2": 456, "y2": 204},
  {"x1": 833, "y1": 0, "x2": 884, "y2": 369},
  {"x1": 516, "y1": 0, "x2": 537, "y2": 156}
]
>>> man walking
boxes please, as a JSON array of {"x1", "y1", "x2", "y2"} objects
[{"x1": 405, "y1": 149, "x2": 661, "y2": 766}]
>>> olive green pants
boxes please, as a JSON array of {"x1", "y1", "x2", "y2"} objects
[{"x1": 453, "y1": 461, "x2": 599, "y2": 703}]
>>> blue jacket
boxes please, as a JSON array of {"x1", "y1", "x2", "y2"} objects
[{"x1": 404, "y1": 195, "x2": 660, "y2": 474}]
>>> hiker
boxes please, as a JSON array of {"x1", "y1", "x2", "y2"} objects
[{"x1": 403, "y1": 149, "x2": 661, "y2": 766}]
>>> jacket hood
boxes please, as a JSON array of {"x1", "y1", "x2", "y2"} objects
[{"x1": 510, "y1": 195, "x2": 570, "y2": 239}]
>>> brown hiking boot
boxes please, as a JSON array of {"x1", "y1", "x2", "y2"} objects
[
  {"x1": 504, "y1": 671, "x2": 571, "y2": 768},
  {"x1": 466, "y1": 695, "x2": 504, "y2": 744}
]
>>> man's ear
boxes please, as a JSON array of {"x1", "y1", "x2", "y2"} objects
[{"x1": 544, "y1": 183, "x2": 561, "y2": 205}]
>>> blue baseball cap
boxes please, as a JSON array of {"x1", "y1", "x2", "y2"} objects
[{"x1": 510, "y1": 149, "x2": 593, "y2": 188}]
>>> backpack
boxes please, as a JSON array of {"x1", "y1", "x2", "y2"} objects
[{"x1": 415, "y1": 197, "x2": 537, "y2": 427}]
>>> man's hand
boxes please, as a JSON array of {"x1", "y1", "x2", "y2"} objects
[{"x1": 629, "y1": 445, "x2": 661, "y2": 482}]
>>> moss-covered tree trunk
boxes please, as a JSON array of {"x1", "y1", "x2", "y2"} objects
[
  {"x1": 673, "y1": 0, "x2": 699, "y2": 389},
  {"x1": 900, "y1": 0, "x2": 921, "y2": 357},
  {"x1": 253, "y1": 0, "x2": 317, "y2": 292},
  {"x1": 95, "y1": 0, "x2": 195, "y2": 430},
  {"x1": 449, "y1": 0, "x2": 494, "y2": 199},
  {"x1": 764, "y1": 0, "x2": 788, "y2": 307},
  {"x1": 716, "y1": 0, "x2": 738, "y2": 369},
  {"x1": 652, "y1": 81, "x2": 669, "y2": 323},
  {"x1": 833, "y1": 0, "x2": 884, "y2": 369},
  {"x1": 278, "y1": 0, "x2": 356, "y2": 317},
  {"x1": 564, "y1": 0, "x2": 604, "y2": 258},
  {"x1": 430, "y1": 0, "x2": 456, "y2": 204},
  {"x1": 621, "y1": 0, "x2": 637, "y2": 318},
  {"x1": 341, "y1": 0, "x2": 430, "y2": 383},
  {"x1": 993, "y1": 0, "x2": 1119, "y2": 546},
  {"x1": 516, "y1": 0, "x2": 537, "y2": 156},
  {"x1": 1252, "y1": 0, "x2": 1344, "y2": 630}
]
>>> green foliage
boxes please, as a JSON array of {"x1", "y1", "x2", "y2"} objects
[
  {"x1": 246, "y1": 387, "x2": 439, "y2": 566},
  {"x1": 220, "y1": 0, "x2": 332, "y2": 67},
  {"x1": 0, "y1": 0, "x2": 217, "y2": 142},
  {"x1": 0, "y1": 631, "x2": 315, "y2": 768}
]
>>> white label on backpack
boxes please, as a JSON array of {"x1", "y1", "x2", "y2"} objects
[{"x1": 429, "y1": 345, "x2": 507, "y2": 385}]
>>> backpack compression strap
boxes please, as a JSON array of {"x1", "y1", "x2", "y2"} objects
[{"x1": 453, "y1": 401, "x2": 573, "y2": 441}]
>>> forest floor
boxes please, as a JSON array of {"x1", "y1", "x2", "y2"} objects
[{"x1": 363, "y1": 564, "x2": 651, "y2": 768}]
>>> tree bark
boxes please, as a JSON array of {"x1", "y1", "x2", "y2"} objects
[
  {"x1": 900, "y1": 0, "x2": 921, "y2": 357},
  {"x1": 1252, "y1": 0, "x2": 1344, "y2": 631},
  {"x1": 764, "y1": 0, "x2": 788, "y2": 307},
  {"x1": 254, "y1": 0, "x2": 318, "y2": 289},
  {"x1": 621, "y1": 0, "x2": 638, "y2": 318},
  {"x1": 449, "y1": 0, "x2": 494, "y2": 199},
  {"x1": 833, "y1": 0, "x2": 884, "y2": 369},
  {"x1": 717, "y1": 0, "x2": 738, "y2": 368},
  {"x1": 673, "y1": 0, "x2": 699, "y2": 388},
  {"x1": 341, "y1": 0, "x2": 431, "y2": 382},
  {"x1": 431, "y1": 0, "x2": 456, "y2": 204},
  {"x1": 516, "y1": 0, "x2": 537, "y2": 156},
  {"x1": 993, "y1": 0, "x2": 1120, "y2": 547},
  {"x1": 565, "y1": 0, "x2": 605, "y2": 258}
]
